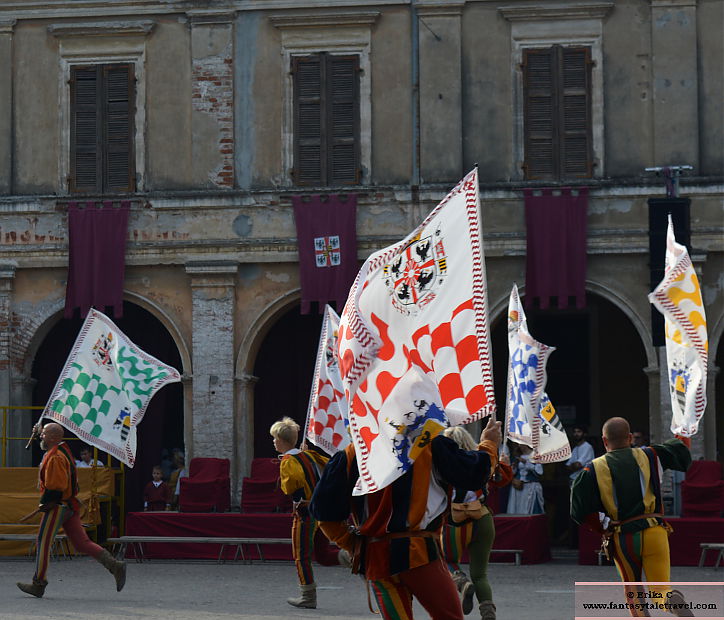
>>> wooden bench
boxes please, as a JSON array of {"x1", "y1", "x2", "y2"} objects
[
  {"x1": 106, "y1": 536, "x2": 292, "y2": 564},
  {"x1": 698, "y1": 543, "x2": 724, "y2": 569},
  {"x1": 489, "y1": 548, "x2": 524, "y2": 566},
  {"x1": 0, "y1": 533, "x2": 71, "y2": 559}
]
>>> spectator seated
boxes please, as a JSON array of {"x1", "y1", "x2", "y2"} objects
[
  {"x1": 179, "y1": 458, "x2": 231, "y2": 513},
  {"x1": 681, "y1": 460, "x2": 724, "y2": 518}
]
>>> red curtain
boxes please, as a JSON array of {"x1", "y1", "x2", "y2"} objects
[
  {"x1": 524, "y1": 188, "x2": 588, "y2": 309},
  {"x1": 292, "y1": 194, "x2": 358, "y2": 314},
  {"x1": 64, "y1": 201, "x2": 130, "y2": 318}
]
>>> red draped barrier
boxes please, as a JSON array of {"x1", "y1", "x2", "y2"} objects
[
  {"x1": 578, "y1": 517, "x2": 724, "y2": 566},
  {"x1": 126, "y1": 512, "x2": 551, "y2": 563}
]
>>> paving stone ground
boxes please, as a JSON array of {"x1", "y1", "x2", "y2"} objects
[{"x1": 0, "y1": 555, "x2": 718, "y2": 620}]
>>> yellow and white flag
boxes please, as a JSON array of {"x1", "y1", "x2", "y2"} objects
[{"x1": 648, "y1": 216, "x2": 708, "y2": 436}]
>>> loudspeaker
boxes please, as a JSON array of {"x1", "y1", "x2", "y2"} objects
[{"x1": 648, "y1": 198, "x2": 690, "y2": 347}]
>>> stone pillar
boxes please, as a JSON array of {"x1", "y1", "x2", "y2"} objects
[
  {"x1": 0, "y1": 263, "x2": 15, "y2": 466},
  {"x1": 185, "y1": 260, "x2": 238, "y2": 471},
  {"x1": 0, "y1": 20, "x2": 15, "y2": 194},
  {"x1": 650, "y1": 0, "x2": 699, "y2": 167},
  {"x1": 8, "y1": 377, "x2": 36, "y2": 467},
  {"x1": 703, "y1": 363, "x2": 719, "y2": 460},
  {"x1": 644, "y1": 362, "x2": 661, "y2": 443},
  {"x1": 417, "y1": 2, "x2": 464, "y2": 183},
  {"x1": 188, "y1": 10, "x2": 235, "y2": 188},
  {"x1": 235, "y1": 371, "x2": 258, "y2": 506}
]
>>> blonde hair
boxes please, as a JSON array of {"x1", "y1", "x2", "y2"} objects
[
  {"x1": 443, "y1": 425, "x2": 478, "y2": 451},
  {"x1": 269, "y1": 417, "x2": 300, "y2": 445}
]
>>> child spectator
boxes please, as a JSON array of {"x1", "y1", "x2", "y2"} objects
[
  {"x1": 143, "y1": 465, "x2": 170, "y2": 511},
  {"x1": 270, "y1": 416, "x2": 348, "y2": 609}
]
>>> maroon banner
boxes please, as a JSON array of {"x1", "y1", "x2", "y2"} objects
[
  {"x1": 292, "y1": 194, "x2": 357, "y2": 314},
  {"x1": 64, "y1": 201, "x2": 130, "y2": 319},
  {"x1": 524, "y1": 188, "x2": 588, "y2": 309}
]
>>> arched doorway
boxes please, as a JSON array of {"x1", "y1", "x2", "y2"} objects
[
  {"x1": 31, "y1": 301, "x2": 184, "y2": 513},
  {"x1": 252, "y1": 305, "x2": 323, "y2": 458},
  {"x1": 489, "y1": 291, "x2": 649, "y2": 541}
]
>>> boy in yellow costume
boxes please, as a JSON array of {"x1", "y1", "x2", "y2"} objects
[{"x1": 270, "y1": 417, "x2": 349, "y2": 609}]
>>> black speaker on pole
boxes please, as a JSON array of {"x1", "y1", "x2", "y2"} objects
[{"x1": 648, "y1": 198, "x2": 691, "y2": 346}]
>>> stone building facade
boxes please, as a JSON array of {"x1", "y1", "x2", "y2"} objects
[{"x1": 0, "y1": 0, "x2": 721, "y2": 503}]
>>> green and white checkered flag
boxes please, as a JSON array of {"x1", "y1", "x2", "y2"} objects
[{"x1": 42, "y1": 308, "x2": 181, "y2": 467}]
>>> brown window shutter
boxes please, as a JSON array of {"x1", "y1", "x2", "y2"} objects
[
  {"x1": 70, "y1": 66, "x2": 102, "y2": 193},
  {"x1": 293, "y1": 55, "x2": 324, "y2": 186},
  {"x1": 327, "y1": 55, "x2": 360, "y2": 185},
  {"x1": 559, "y1": 47, "x2": 592, "y2": 178},
  {"x1": 103, "y1": 64, "x2": 135, "y2": 192},
  {"x1": 523, "y1": 48, "x2": 557, "y2": 181}
]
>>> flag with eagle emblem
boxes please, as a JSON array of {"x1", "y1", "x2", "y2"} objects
[
  {"x1": 337, "y1": 169, "x2": 496, "y2": 495},
  {"x1": 42, "y1": 308, "x2": 181, "y2": 466},
  {"x1": 505, "y1": 284, "x2": 570, "y2": 463},
  {"x1": 649, "y1": 215, "x2": 708, "y2": 436},
  {"x1": 305, "y1": 305, "x2": 350, "y2": 455}
]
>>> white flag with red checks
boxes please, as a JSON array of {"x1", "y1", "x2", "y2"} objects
[
  {"x1": 338, "y1": 169, "x2": 496, "y2": 495},
  {"x1": 505, "y1": 284, "x2": 571, "y2": 463},
  {"x1": 305, "y1": 305, "x2": 350, "y2": 455}
]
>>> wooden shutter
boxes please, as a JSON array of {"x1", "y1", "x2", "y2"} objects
[
  {"x1": 69, "y1": 63, "x2": 134, "y2": 194},
  {"x1": 293, "y1": 55, "x2": 324, "y2": 186},
  {"x1": 293, "y1": 53, "x2": 360, "y2": 187},
  {"x1": 328, "y1": 55, "x2": 360, "y2": 185},
  {"x1": 523, "y1": 49, "x2": 557, "y2": 180},
  {"x1": 523, "y1": 46, "x2": 592, "y2": 180},
  {"x1": 560, "y1": 48, "x2": 592, "y2": 178},
  {"x1": 70, "y1": 66, "x2": 102, "y2": 193},
  {"x1": 103, "y1": 64, "x2": 135, "y2": 192}
]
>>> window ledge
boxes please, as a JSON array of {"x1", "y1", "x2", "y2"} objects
[
  {"x1": 269, "y1": 11, "x2": 380, "y2": 29},
  {"x1": 48, "y1": 20, "x2": 156, "y2": 38},
  {"x1": 499, "y1": 2, "x2": 614, "y2": 21}
]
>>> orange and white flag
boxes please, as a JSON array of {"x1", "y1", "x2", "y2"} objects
[{"x1": 649, "y1": 215, "x2": 708, "y2": 436}]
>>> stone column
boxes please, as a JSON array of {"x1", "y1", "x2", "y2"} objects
[
  {"x1": 0, "y1": 20, "x2": 15, "y2": 194},
  {"x1": 703, "y1": 362, "x2": 719, "y2": 460},
  {"x1": 8, "y1": 377, "x2": 36, "y2": 467},
  {"x1": 188, "y1": 10, "x2": 235, "y2": 188},
  {"x1": 0, "y1": 263, "x2": 16, "y2": 466},
  {"x1": 650, "y1": 0, "x2": 699, "y2": 167},
  {"x1": 185, "y1": 260, "x2": 238, "y2": 471},
  {"x1": 235, "y1": 372, "x2": 258, "y2": 506},
  {"x1": 644, "y1": 362, "x2": 661, "y2": 443},
  {"x1": 417, "y1": 2, "x2": 464, "y2": 183}
]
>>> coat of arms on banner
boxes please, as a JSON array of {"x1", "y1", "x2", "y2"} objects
[
  {"x1": 337, "y1": 169, "x2": 496, "y2": 495},
  {"x1": 383, "y1": 233, "x2": 448, "y2": 316},
  {"x1": 42, "y1": 308, "x2": 181, "y2": 467},
  {"x1": 315, "y1": 236, "x2": 341, "y2": 267}
]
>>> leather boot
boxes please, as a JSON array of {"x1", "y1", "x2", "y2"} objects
[
  {"x1": 17, "y1": 578, "x2": 47, "y2": 598},
  {"x1": 452, "y1": 570, "x2": 475, "y2": 615},
  {"x1": 95, "y1": 549, "x2": 127, "y2": 592},
  {"x1": 667, "y1": 590, "x2": 694, "y2": 617},
  {"x1": 287, "y1": 583, "x2": 317, "y2": 609},
  {"x1": 338, "y1": 549, "x2": 352, "y2": 569},
  {"x1": 479, "y1": 600, "x2": 497, "y2": 620}
]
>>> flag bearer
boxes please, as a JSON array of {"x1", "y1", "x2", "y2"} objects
[
  {"x1": 571, "y1": 417, "x2": 693, "y2": 617},
  {"x1": 271, "y1": 416, "x2": 348, "y2": 609},
  {"x1": 17, "y1": 422, "x2": 126, "y2": 598}
]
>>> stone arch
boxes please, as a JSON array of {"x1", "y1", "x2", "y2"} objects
[
  {"x1": 15, "y1": 292, "x2": 191, "y2": 379},
  {"x1": 487, "y1": 280, "x2": 657, "y2": 368}
]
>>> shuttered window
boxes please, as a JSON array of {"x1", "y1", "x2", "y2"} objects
[
  {"x1": 292, "y1": 53, "x2": 360, "y2": 186},
  {"x1": 522, "y1": 46, "x2": 593, "y2": 181},
  {"x1": 69, "y1": 64, "x2": 135, "y2": 193}
]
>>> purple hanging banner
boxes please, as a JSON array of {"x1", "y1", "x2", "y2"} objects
[{"x1": 64, "y1": 200, "x2": 130, "y2": 318}]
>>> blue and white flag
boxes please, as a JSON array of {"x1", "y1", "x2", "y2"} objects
[{"x1": 505, "y1": 284, "x2": 570, "y2": 463}]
